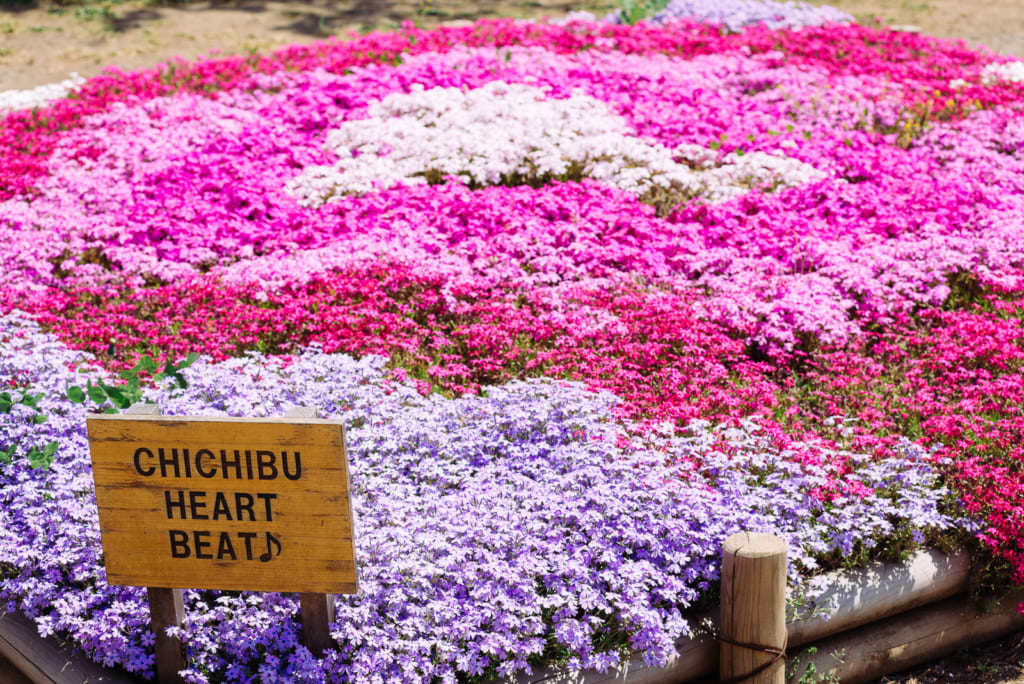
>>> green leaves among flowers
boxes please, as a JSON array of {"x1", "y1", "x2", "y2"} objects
[
  {"x1": 26, "y1": 441, "x2": 59, "y2": 469},
  {"x1": 0, "y1": 390, "x2": 57, "y2": 469},
  {"x1": 0, "y1": 439, "x2": 56, "y2": 469},
  {"x1": 616, "y1": 0, "x2": 671, "y2": 24},
  {"x1": 0, "y1": 389, "x2": 47, "y2": 417},
  {"x1": 1, "y1": 353, "x2": 198, "y2": 472},
  {"x1": 66, "y1": 352, "x2": 199, "y2": 412}
]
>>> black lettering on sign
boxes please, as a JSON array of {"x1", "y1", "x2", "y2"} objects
[
  {"x1": 158, "y1": 448, "x2": 180, "y2": 478},
  {"x1": 283, "y1": 451, "x2": 302, "y2": 481},
  {"x1": 235, "y1": 493, "x2": 255, "y2": 521},
  {"x1": 132, "y1": 447, "x2": 304, "y2": 480},
  {"x1": 167, "y1": 530, "x2": 283, "y2": 561},
  {"x1": 134, "y1": 447, "x2": 155, "y2": 476},
  {"x1": 256, "y1": 450, "x2": 277, "y2": 480},
  {"x1": 189, "y1": 491, "x2": 209, "y2": 520},
  {"x1": 195, "y1": 449, "x2": 217, "y2": 478},
  {"x1": 165, "y1": 490, "x2": 186, "y2": 519},
  {"x1": 213, "y1": 492, "x2": 231, "y2": 519},
  {"x1": 238, "y1": 531, "x2": 257, "y2": 560},
  {"x1": 194, "y1": 531, "x2": 212, "y2": 559},
  {"x1": 162, "y1": 490, "x2": 278, "y2": 521},
  {"x1": 220, "y1": 450, "x2": 243, "y2": 479},
  {"x1": 256, "y1": 493, "x2": 277, "y2": 521},
  {"x1": 169, "y1": 530, "x2": 190, "y2": 558},
  {"x1": 216, "y1": 532, "x2": 237, "y2": 561}
]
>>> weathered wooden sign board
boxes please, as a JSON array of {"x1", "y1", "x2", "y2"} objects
[{"x1": 86, "y1": 413, "x2": 358, "y2": 594}]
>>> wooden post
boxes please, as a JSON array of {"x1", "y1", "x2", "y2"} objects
[
  {"x1": 126, "y1": 403, "x2": 186, "y2": 684},
  {"x1": 298, "y1": 593, "x2": 336, "y2": 656},
  {"x1": 284, "y1": 406, "x2": 337, "y2": 656},
  {"x1": 720, "y1": 532, "x2": 787, "y2": 684},
  {"x1": 147, "y1": 587, "x2": 186, "y2": 684}
]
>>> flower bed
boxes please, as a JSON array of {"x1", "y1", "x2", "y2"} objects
[{"x1": 2, "y1": 1, "x2": 1024, "y2": 682}]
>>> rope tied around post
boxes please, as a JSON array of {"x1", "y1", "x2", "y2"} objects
[{"x1": 716, "y1": 632, "x2": 787, "y2": 684}]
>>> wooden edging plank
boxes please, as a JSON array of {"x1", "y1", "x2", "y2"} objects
[
  {"x1": 511, "y1": 597, "x2": 1024, "y2": 684},
  {"x1": 788, "y1": 589, "x2": 1024, "y2": 683},
  {"x1": 510, "y1": 547, "x2": 975, "y2": 683},
  {"x1": 788, "y1": 546, "x2": 973, "y2": 644},
  {"x1": 0, "y1": 547, "x2": 1009, "y2": 684},
  {"x1": 0, "y1": 610, "x2": 136, "y2": 684}
]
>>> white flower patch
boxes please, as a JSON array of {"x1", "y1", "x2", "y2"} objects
[
  {"x1": 980, "y1": 61, "x2": 1024, "y2": 85},
  {"x1": 287, "y1": 81, "x2": 826, "y2": 207},
  {"x1": 697, "y1": 149, "x2": 829, "y2": 202},
  {"x1": 0, "y1": 73, "x2": 85, "y2": 113}
]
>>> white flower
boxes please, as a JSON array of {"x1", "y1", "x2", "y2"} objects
[
  {"x1": 287, "y1": 81, "x2": 827, "y2": 207},
  {"x1": 981, "y1": 61, "x2": 1024, "y2": 85},
  {"x1": 0, "y1": 73, "x2": 85, "y2": 112}
]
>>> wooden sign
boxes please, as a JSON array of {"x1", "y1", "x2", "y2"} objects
[{"x1": 86, "y1": 414, "x2": 358, "y2": 594}]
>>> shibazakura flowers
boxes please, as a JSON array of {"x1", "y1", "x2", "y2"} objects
[
  {"x1": 2, "y1": 1, "x2": 1024, "y2": 682},
  {"x1": 0, "y1": 312, "x2": 959, "y2": 682},
  {"x1": 285, "y1": 79, "x2": 826, "y2": 203}
]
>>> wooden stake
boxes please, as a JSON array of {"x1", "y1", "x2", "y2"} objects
[
  {"x1": 147, "y1": 587, "x2": 186, "y2": 684},
  {"x1": 284, "y1": 406, "x2": 337, "y2": 656},
  {"x1": 126, "y1": 403, "x2": 186, "y2": 684},
  {"x1": 299, "y1": 592, "x2": 337, "y2": 656},
  {"x1": 721, "y1": 532, "x2": 787, "y2": 684}
]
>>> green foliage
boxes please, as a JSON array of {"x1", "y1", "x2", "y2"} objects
[
  {"x1": 67, "y1": 352, "x2": 198, "y2": 412},
  {"x1": 787, "y1": 646, "x2": 845, "y2": 684},
  {"x1": 616, "y1": 0, "x2": 670, "y2": 25},
  {"x1": 0, "y1": 390, "x2": 59, "y2": 469},
  {"x1": 3, "y1": 353, "x2": 197, "y2": 471}
]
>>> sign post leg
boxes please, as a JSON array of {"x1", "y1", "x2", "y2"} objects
[
  {"x1": 283, "y1": 406, "x2": 338, "y2": 656},
  {"x1": 147, "y1": 587, "x2": 186, "y2": 684},
  {"x1": 299, "y1": 593, "x2": 336, "y2": 656},
  {"x1": 125, "y1": 404, "x2": 186, "y2": 683}
]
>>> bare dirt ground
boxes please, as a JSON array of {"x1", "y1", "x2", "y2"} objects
[
  {"x1": 1, "y1": 0, "x2": 1023, "y2": 92},
  {"x1": 823, "y1": 0, "x2": 1024, "y2": 58},
  {"x1": 0, "y1": 0, "x2": 624, "y2": 91},
  {"x1": 1, "y1": 0, "x2": 1024, "y2": 682}
]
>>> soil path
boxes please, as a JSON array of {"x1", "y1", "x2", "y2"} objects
[
  {"x1": 826, "y1": 0, "x2": 1024, "y2": 58},
  {"x1": 0, "y1": 0, "x2": 622, "y2": 91},
  {"x1": 1, "y1": 0, "x2": 1023, "y2": 92}
]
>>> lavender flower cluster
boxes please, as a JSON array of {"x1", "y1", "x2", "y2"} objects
[
  {"x1": 600, "y1": 0, "x2": 852, "y2": 30},
  {"x1": 0, "y1": 313, "x2": 958, "y2": 682}
]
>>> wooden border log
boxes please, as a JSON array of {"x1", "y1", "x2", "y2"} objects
[
  {"x1": 0, "y1": 529, "x2": 997, "y2": 684},
  {"x1": 0, "y1": 609, "x2": 136, "y2": 683},
  {"x1": 508, "y1": 547, "x2": 973, "y2": 684},
  {"x1": 787, "y1": 589, "x2": 1024, "y2": 684},
  {"x1": 0, "y1": 650, "x2": 32, "y2": 684},
  {"x1": 3, "y1": 548, "x2": 1020, "y2": 684},
  {"x1": 787, "y1": 546, "x2": 973, "y2": 644}
]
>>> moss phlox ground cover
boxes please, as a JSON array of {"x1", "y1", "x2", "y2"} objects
[{"x1": 2, "y1": 1, "x2": 1024, "y2": 681}]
